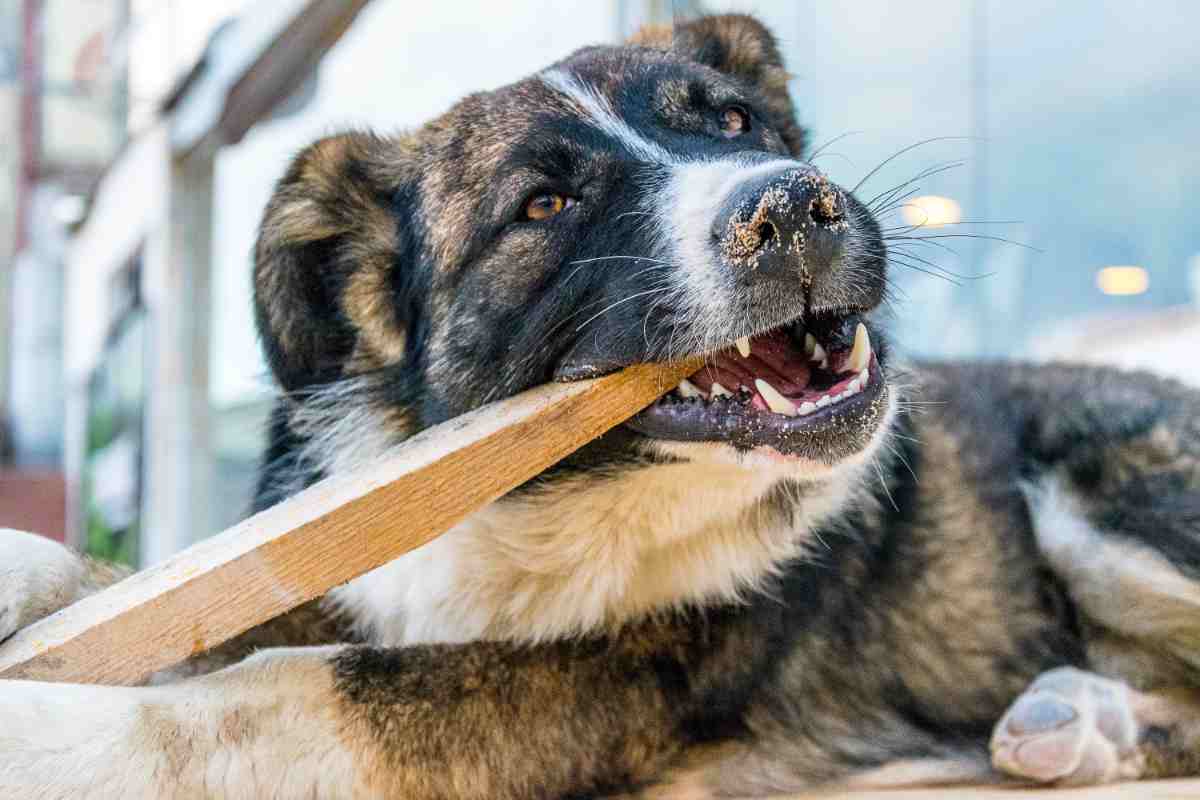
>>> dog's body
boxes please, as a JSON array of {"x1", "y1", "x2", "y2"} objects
[{"x1": 5, "y1": 15, "x2": 1200, "y2": 798}]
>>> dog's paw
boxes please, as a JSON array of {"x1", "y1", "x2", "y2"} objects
[
  {"x1": 0, "y1": 528, "x2": 84, "y2": 642},
  {"x1": 991, "y1": 667, "x2": 1144, "y2": 785}
]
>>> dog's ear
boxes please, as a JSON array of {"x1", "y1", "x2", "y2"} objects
[
  {"x1": 254, "y1": 132, "x2": 419, "y2": 392},
  {"x1": 631, "y1": 14, "x2": 806, "y2": 156}
]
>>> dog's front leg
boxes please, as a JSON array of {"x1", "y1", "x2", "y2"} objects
[
  {"x1": 1, "y1": 616, "x2": 740, "y2": 799},
  {"x1": 0, "y1": 645, "x2": 361, "y2": 799},
  {"x1": 0, "y1": 528, "x2": 130, "y2": 641}
]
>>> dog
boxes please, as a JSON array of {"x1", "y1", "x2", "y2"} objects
[{"x1": 4, "y1": 13, "x2": 1200, "y2": 798}]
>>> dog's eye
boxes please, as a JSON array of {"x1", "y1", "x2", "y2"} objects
[
  {"x1": 719, "y1": 105, "x2": 751, "y2": 138},
  {"x1": 523, "y1": 193, "x2": 574, "y2": 221}
]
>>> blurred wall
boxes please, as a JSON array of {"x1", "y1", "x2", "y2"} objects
[{"x1": 0, "y1": 0, "x2": 22, "y2": 438}]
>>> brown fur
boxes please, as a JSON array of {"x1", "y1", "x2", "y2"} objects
[
  {"x1": 630, "y1": 15, "x2": 805, "y2": 156},
  {"x1": 254, "y1": 131, "x2": 415, "y2": 391}
]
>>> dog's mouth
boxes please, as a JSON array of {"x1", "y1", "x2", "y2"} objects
[{"x1": 625, "y1": 312, "x2": 889, "y2": 460}]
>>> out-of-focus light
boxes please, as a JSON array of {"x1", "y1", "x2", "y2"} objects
[
  {"x1": 1096, "y1": 266, "x2": 1149, "y2": 296},
  {"x1": 900, "y1": 195, "x2": 962, "y2": 228}
]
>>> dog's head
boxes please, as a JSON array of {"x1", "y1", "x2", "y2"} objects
[{"x1": 254, "y1": 14, "x2": 892, "y2": 484}]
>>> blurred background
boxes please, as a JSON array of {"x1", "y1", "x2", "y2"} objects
[{"x1": 0, "y1": 0, "x2": 1197, "y2": 566}]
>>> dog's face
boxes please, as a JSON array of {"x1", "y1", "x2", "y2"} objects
[{"x1": 254, "y1": 15, "x2": 892, "y2": 479}]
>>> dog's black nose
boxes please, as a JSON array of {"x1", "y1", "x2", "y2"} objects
[{"x1": 712, "y1": 166, "x2": 848, "y2": 281}]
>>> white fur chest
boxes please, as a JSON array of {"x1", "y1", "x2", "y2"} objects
[{"x1": 329, "y1": 450, "x2": 870, "y2": 646}]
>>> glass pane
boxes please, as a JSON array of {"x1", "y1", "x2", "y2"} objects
[
  {"x1": 705, "y1": 0, "x2": 1200, "y2": 366},
  {"x1": 82, "y1": 262, "x2": 145, "y2": 566}
]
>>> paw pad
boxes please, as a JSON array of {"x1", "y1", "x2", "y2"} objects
[
  {"x1": 1005, "y1": 695, "x2": 1078, "y2": 736},
  {"x1": 991, "y1": 667, "x2": 1144, "y2": 786}
]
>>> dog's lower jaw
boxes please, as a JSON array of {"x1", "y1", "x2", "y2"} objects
[{"x1": 329, "y1": 389, "x2": 899, "y2": 647}]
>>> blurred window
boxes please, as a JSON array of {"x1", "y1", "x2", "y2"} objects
[
  {"x1": 82, "y1": 254, "x2": 145, "y2": 566},
  {"x1": 707, "y1": 0, "x2": 1200, "y2": 359}
]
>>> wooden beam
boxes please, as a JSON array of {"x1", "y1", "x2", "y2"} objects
[
  {"x1": 173, "y1": 0, "x2": 376, "y2": 157},
  {"x1": 0, "y1": 360, "x2": 699, "y2": 685},
  {"x1": 213, "y1": 0, "x2": 375, "y2": 148}
]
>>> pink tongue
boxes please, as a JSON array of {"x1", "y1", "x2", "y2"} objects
[{"x1": 690, "y1": 330, "x2": 812, "y2": 396}]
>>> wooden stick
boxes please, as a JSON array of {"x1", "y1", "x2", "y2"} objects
[{"x1": 0, "y1": 360, "x2": 699, "y2": 685}]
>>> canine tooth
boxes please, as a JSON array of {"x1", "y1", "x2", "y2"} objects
[
  {"x1": 710, "y1": 382, "x2": 732, "y2": 398},
  {"x1": 816, "y1": 395, "x2": 832, "y2": 408},
  {"x1": 754, "y1": 379, "x2": 798, "y2": 417},
  {"x1": 678, "y1": 379, "x2": 705, "y2": 399},
  {"x1": 848, "y1": 378, "x2": 861, "y2": 394},
  {"x1": 811, "y1": 340, "x2": 828, "y2": 368},
  {"x1": 735, "y1": 336, "x2": 751, "y2": 358},
  {"x1": 799, "y1": 401, "x2": 817, "y2": 415},
  {"x1": 804, "y1": 333, "x2": 817, "y2": 357},
  {"x1": 847, "y1": 323, "x2": 871, "y2": 373}
]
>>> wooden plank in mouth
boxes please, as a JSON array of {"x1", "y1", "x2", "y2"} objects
[{"x1": 0, "y1": 359, "x2": 700, "y2": 685}]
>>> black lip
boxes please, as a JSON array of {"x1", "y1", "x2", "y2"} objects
[{"x1": 553, "y1": 360, "x2": 628, "y2": 382}]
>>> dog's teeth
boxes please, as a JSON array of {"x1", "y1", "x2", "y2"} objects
[
  {"x1": 754, "y1": 379, "x2": 798, "y2": 417},
  {"x1": 848, "y1": 378, "x2": 861, "y2": 395},
  {"x1": 816, "y1": 395, "x2": 832, "y2": 408},
  {"x1": 710, "y1": 382, "x2": 732, "y2": 398},
  {"x1": 735, "y1": 336, "x2": 752, "y2": 358},
  {"x1": 678, "y1": 379, "x2": 705, "y2": 399},
  {"x1": 804, "y1": 333, "x2": 817, "y2": 358},
  {"x1": 846, "y1": 323, "x2": 871, "y2": 374},
  {"x1": 799, "y1": 400, "x2": 817, "y2": 415},
  {"x1": 810, "y1": 339, "x2": 828, "y2": 369},
  {"x1": 859, "y1": 368, "x2": 869, "y2": 385}
]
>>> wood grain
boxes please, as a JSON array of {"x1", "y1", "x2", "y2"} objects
[{"x1": 0, "y1": 360, "x2": 699, "y2": 685}]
